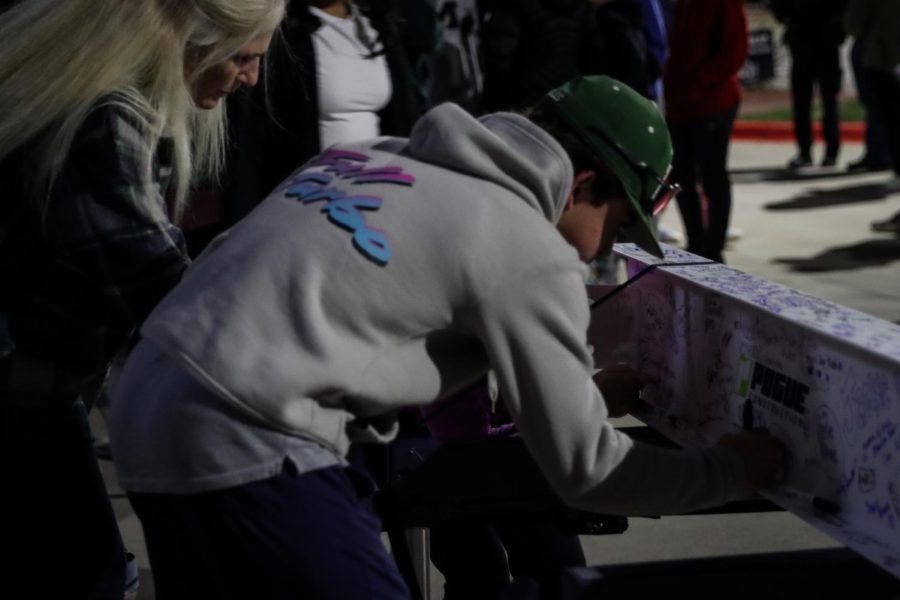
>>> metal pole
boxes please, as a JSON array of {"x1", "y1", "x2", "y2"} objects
[{"x1": 405, "y1": 527, "x2": 431, "y2": 599}]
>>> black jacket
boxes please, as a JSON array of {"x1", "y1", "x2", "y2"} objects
[
  {"x1": 480, "y1": 0, "x2": 655, "y2": 112},
  {"x1": 771, "y1": 0, "x2": 847, "y2": 48},
  {"x1": 220, "y1": 1, "x2": 424, "y2": 225},
  {"x1": 481, "y1": 0, "x2": 591, "y2": 111}
]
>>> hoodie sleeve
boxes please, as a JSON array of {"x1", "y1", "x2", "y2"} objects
[{"x1": 466, "y1": 259, "x2": 747, "y2": 515}]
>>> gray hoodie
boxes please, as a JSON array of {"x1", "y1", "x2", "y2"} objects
[{"x1": 135, "y1": 103, "x2": 745, "y2": 514}]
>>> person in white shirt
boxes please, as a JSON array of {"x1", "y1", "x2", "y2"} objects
[
  {"x1": 309, "y1": 0, "x2": 393, "y2": 147},
  {"x1": 217, "y1": 0, "x2": 426, "y2": 230}
]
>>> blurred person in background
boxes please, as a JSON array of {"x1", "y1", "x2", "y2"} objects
[
  {"x1": 772, "y1": 0, "x2": 848, "y2": 169},
  {"x1": 480, "y1": 0, "x2": 590, "y2": 112},
  {"x1": 845, "y1": 30, "x2": 891, "y2": 172},
  {"x1": 845, "y1": 0, "x2": 900, "y2": 233},
  {"x1": 664, "y1": 0, "x2": 748, "y2": 263},
  {"x1": 212, "y1": 0, "x2": 426, "y2": 242},
  {"x1": 583, "y1": 0, "x2": 662, "y2": 102}
]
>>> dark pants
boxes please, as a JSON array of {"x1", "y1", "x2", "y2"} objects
[
  {"x1": 789, "y1": 42, "x2": 843, "y2": 158},
  {"x1": 2, "y1": 399, "x2": 126, "y2": 599},
  {"x1": 867, "y1": 68, "x2": 900, "y2": 177},
  {"x1": 429, "y1": 514, "x2": 586, "y2": 600},
  {"x1": 130, "y1": 464, "x2": 410, "y2": 600},
  {"x1": 669, "y1": 104, "x2": 739, "y2": 262},
  {"x1": 851, "y1": 37, "x2": 890, "y2": 165}
]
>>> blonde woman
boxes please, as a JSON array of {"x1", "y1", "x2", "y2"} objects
[{"x1": 0, "y1": 0, "x2": 284, "y2": 597}]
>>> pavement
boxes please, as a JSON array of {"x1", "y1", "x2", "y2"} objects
[{"x1": 95, "y1": 134, "x2": 900, "y2": 599}]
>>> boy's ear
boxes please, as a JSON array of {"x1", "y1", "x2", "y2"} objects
[{"x1": 565, "y1": 170, "x2": 597, "y2": 211}]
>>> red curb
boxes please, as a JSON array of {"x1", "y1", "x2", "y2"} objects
[{"x1": 732, "y1": 120, "x2": 865, "y2": 142}]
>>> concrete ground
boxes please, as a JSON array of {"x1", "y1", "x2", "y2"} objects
[{"x1": 98, "y1": 138, "x2": 900, "y2": 599}]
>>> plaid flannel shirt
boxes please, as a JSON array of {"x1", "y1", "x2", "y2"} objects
[{"x1": 0, "y1": 102, "x2": 190, "y2": 405}]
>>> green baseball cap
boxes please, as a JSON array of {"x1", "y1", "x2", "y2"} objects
[{"x1": 541, "y1": 75, "x2": 678, "y2": 259}]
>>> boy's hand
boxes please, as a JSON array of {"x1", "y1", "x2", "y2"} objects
[
  {"x1": 594, "y1": 363, "x2": 660, "y2": 418},
  {"x1": 717, "y1": 428, "x2": 785, "y2": 493}
]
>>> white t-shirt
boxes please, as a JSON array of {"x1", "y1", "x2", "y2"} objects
[{"x1": 309, "y1": 4, "x2": 393, "y2": 149}]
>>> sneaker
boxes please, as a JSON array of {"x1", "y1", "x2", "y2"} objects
[
  {"x1": 883, "y1": 175, "x2": 900, "y2": 194},
  {"x1": 726, "y1": 227, "x2": 743, "y2": 242},
  {"x1": 656, "y1": 224, "x2": 683, "y2": 244},
  {"x1": 871, "y1": 212, "x2": 900, "y2": 233},
  {"x1": 846, "y1": 156, "x2": 890, "y2": 172},
  {"x1": 787, "y1": 154, "x2": 812, "y2": 170},
  {"x1": 821, "y1": 155, "x2": 838, "y2": 167}
]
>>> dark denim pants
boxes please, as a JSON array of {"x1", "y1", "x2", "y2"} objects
[
  {"x1": 789, "y1": 41, "x2": 843, "y2": 158},
  {"x1": 130, "y1": 463, "x2": 410, "y2": 600}
]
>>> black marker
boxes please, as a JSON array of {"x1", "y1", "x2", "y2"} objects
[{"x1": 782, "y1": 487, "x2": 841, "y2": 515}]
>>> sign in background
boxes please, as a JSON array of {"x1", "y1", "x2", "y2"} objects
[{"x1": 741, "y1": 28, "x2": 776, "y2": 85}]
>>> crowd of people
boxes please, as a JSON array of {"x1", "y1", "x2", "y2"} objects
[
  {"x1": 774, "y1": 0, "x2": 900, "y2": 233},
  {"x1": 0, "y1": 0, "x2": 897, "y2": 599}
]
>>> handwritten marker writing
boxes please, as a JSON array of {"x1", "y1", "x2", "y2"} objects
[{"x1": 782, "y1": 487, "x2": 841, "y2": 515}]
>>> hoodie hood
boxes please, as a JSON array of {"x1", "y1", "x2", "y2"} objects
[{"x1": 407, "y1": 103, "x2": 574, "y2": 224}]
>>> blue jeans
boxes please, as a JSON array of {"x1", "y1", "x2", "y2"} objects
[
  {"x1": 130, "y1": 463, "x2": 410, "y2": 600},
  {"x1": 669, "y1": 103, "x2": 739, "y2": 262}
]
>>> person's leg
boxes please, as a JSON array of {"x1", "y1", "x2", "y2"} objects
[
  {"x1": 789, "y1": 47, "x2": 814, "y2": 163},
  {"x1": 863, "y1": 90, "x2": 891, "y2": 169},
  {"x1": 429, "y1": 520, "x2": 510, "y2": 600},
  {"x1": 694, "y1": 104, "x2": 739, "y2": 262},
  {"x1": 128, "y1": 494, "x2": 223, "y2": 600},
  {"x1": 495, "y1": 514, "x2": 586, "y2": 600},
  {"x1": 133, "y1": 465, "x2": 410, "y2": 600},
  {"x1": 3, "y1": 399, "x2": 126, "y2": 600},
  {"x1": 818, "y1": 43, "x2": 843, "y2": 163},
  {"x1": 867, "y1": 69, "x2": 900, "y2": 179},
  {"x1": 669, "y1": 119, "x2": 704, "y2": 256},
  {"x1": 849, "y1": 37, "x2": 890, "y2": 168}
]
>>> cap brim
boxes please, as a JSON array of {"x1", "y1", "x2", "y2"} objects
[{"x1": 621, "y1": 205, "x2": 664, "y2": 258}]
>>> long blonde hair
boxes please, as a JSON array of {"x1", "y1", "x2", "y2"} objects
[{"x1": 0, "y1": 0, "x2": 285, "y2": 220}]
